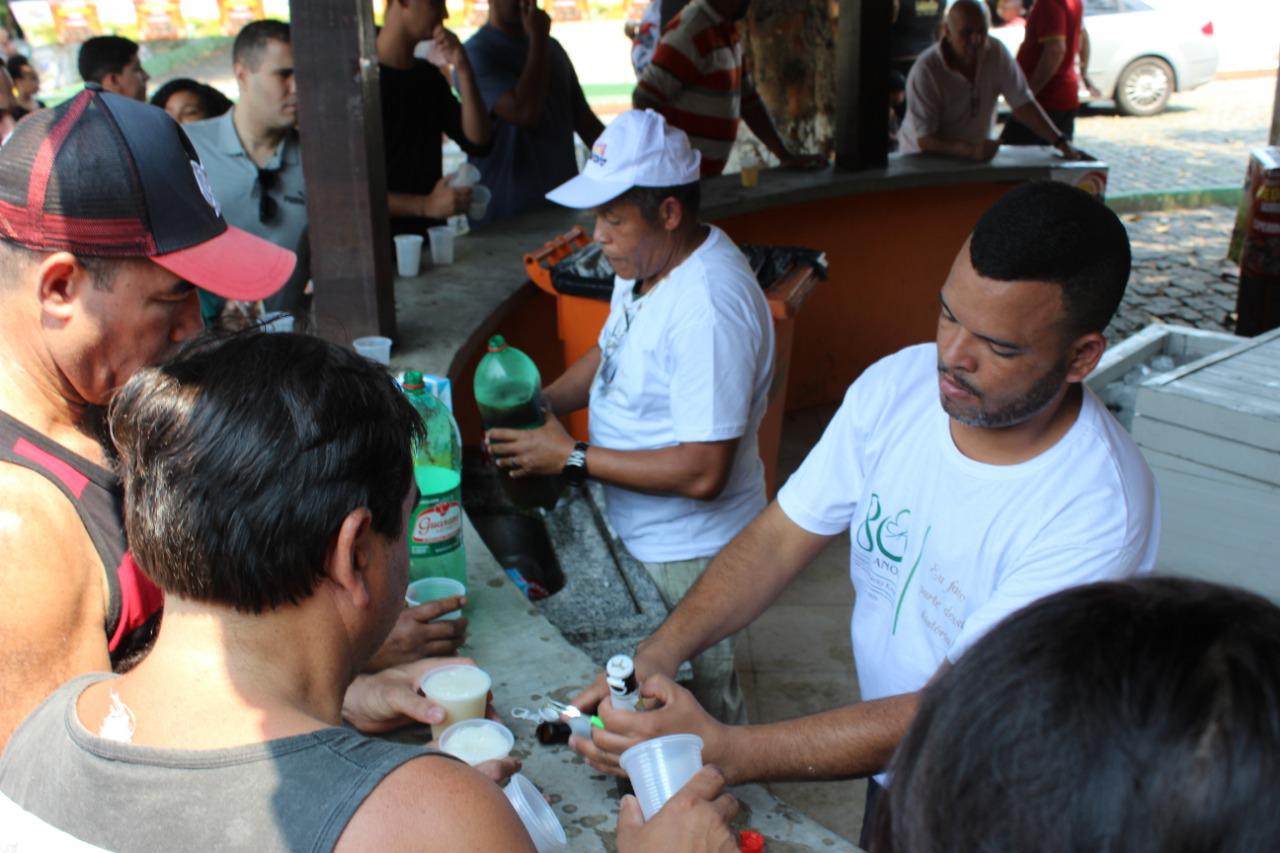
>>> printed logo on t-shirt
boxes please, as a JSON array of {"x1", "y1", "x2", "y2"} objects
[{"x1": 854, "y1": 492, "x2": 965, "y2": 646}]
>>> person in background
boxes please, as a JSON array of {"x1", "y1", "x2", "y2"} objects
[
  {"x1": 872, "y1": 577, "x2": 1280, "y2": 853},
  {"x1": 463, "y1": 0, "x2": 603, "y2": 224},
  {"x1": 6, "y1": 55, "x2": 43, "y2": 120},
  {"x1": 898, "y1": 0, "x2": 1083, "y2": 161},
  {"x1": 633, "y1": 0, "x2": 826, "y2": 177},
  {"x1": 626, "y1": 0, "x2": 662, "y2": 78},
  {"x1": 888, "y1": 70, "x2": 906, "y2": 152},
  {"x1": 1001, "y1": 0, "x2": 1090, "y2": 144},
  {"x1": 378, "y1": 0, "x2": 491, "y2": 235},
  {"x1": 568, "y1": 182, "x2": 1160, "y2": 847},
  {"x1": 78, "y1": 35, "x2": 149, "y2": 101},
  {"x1": 996, "y1": 0, "x2": 1026, "y2": 28},
  {"x1": 489, "y1": 111, "x2": 774, "y2": 725},
  {"x1": 150, "y1": 77, "x2": 233, "y2": 124},
  {"x1": 186, "y1": 21, "x2": 311, "y2": 327}
]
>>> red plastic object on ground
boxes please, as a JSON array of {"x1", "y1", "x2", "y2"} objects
[{"x1": 739, "y1": 829, "x2": 766, "y2": 852}]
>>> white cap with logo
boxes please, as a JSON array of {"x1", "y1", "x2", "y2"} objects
[{"x1": 546, "y1": 109, "x2": 702, "y2": 209}]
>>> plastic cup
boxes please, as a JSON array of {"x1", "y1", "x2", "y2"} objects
[
  {"x1": 405, "y1": 577, "x2": 466, "y2": 620},
  {"x1": 468, "y1": 185, "x2": 491, "y2": 222},
  {"x1": 447, "y1": 163, "x2": 481, "y2": 188},
  {"x1": 394, "y1": 234, "x2": 424, "y2": 277},
  {"x1": 504, "y1": 774, "x2": 567, "y2": 853},
  {"x1": 420, "y1": 664, "x2": 491, "y2": 730},
  {"x1": 438, "y1": 718, "x2": 515, "y2": 766},
  {"x1": 258, "y1": 310, "x2": 294, "y2": 333},
  {"x1": 352, "y1": 336, "x2": 392, "y2": 365},
  {"x1": 619, "y1": 734, "x2": 704, "y2": 822},
  {"x1": 428, "y1": 226, "x2": 455, "y2": 265}
]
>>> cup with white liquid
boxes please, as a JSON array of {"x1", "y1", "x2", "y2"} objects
[{"x1": 420, "y1": 664, "x2": 491, "y2": 730}]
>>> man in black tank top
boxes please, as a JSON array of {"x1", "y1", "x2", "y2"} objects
[{"x1": 0, "y1": 86, "x2": 295, "y2": 747}]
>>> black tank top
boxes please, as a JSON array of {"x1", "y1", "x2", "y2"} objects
[{"x1": 0, "y1": 409, "x2": 162, "y2": 668}]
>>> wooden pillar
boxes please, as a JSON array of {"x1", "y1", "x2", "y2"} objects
[
  {"x1": 834, "y1": 0, "x2": 892, "y2": 169},
  {"x1": 1271, "y1": 61, "x2": 1279, "y2": 146},
  {"x1": 744, "y1": 0, "x2": 838, "y2": 158},
  {"x1": 291, "y1": 0, "x2": 396, "y2": 343}
]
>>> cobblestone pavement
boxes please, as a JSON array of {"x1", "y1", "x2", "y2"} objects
[
  {"x1": 1106, "y1": 205, "x2": 1241, "y2": 343},
  {"x1": 1075, "y1": 76, "x2": 1275, "y2": 196}
]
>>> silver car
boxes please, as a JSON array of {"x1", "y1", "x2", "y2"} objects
[{"x1": 988, "y1": 0, "x2": 1220, "y2": 116}]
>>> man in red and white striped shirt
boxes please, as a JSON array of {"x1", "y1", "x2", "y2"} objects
[{"x1": 632, "y1": 0, "x2": 825, "y2": 177}]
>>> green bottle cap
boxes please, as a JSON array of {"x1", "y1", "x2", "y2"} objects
[
  {"x1": 403, "y1": 370, "x2": 424, "y2": 389},
  {"x1": 486, "y1": 335, "x2": 507, "y2": 353}
]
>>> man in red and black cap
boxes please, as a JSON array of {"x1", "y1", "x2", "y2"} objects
[{"x1": 0, "y1": 85, "x2": 295, "y2": 747}]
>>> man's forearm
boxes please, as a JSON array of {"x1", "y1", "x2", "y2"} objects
[
  {"x1": 508, "y1": 38, "x2": 551, "y2": 127},
  {"x1": 543, "y1": 347, "x2": 600, "y2": 414},
  {"x1": 640, "y1": 503, "x2": 833, "y2": 674},
  {"x1": 722, "y1": 692, "x2": 920, "y2": 784},
  {"x1": 741, "y1": 97, "x2": 790, "y2": 161},
  {"x1": 1028, "y1": 40, "x2": 1066, "y2": 94},
  {"x1": 387, "y1": 192, "x2": 427, "y2": 218},
  {"x1": 917, "y1": 134, "x2": 977, "y2": 159},
  {"x1": 454, "y1": 64, "x2": 491, "y2": 145},
  {"x1": 583, "y1": 440, "x2": 737, "y2": 501}
]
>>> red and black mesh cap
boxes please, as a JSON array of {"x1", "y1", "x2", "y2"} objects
[{"x1": 0, "y1": 85, "x2": 295, "y2": 301}]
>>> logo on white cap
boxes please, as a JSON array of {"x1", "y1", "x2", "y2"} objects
[{"x1": 190, "y1": 160, "x2": 222, "y2": 218}]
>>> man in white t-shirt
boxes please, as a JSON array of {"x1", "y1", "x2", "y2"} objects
[
  {"x1": 485, "y1": 110, "x2": 774, "y2": 724},
  {"x1": 568, "y1": 180, "x2": 1160, "y2": 845},
  {"x1": 900, "y1": 0, "x2": 1082, "y2": 160}
]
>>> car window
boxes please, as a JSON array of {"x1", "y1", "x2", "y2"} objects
[
  {"x1": 1122, "y1": 0, "x2": 1152, "y2": 10},
  {"x1": 1083, "y1": 0, "x2": 1121, "y2": 14}
]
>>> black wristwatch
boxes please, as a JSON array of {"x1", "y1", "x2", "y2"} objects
[{"x1": 563, "y1": 442, "x2": 590, "y2": 486}]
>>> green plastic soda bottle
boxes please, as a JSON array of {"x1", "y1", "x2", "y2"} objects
[
  {"x1": 473, "y1": 336, "x2": 563, "y2": 510},
  {"x1": 403, "y1": 371, "x2": 466, "y2": 585}
]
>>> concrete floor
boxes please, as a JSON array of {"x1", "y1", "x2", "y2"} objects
[{"x1": 736, "y1": 403, "x2": 867, "y2": 843}]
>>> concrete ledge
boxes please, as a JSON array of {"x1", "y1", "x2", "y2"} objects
[{"x1": 1107, "y1": 186, "x2": 1242, "y2": 214}]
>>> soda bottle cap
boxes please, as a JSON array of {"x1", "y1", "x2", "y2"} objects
[
  {"x1": 403, "y1": 370, "x2": 424, "y2": 389},
  {"x1": 606, "y1": 655, "x2": 635, "y2": 680},
  {"x1": 486, "y1": 335, "x2": 508, "y2": 353},
  {"x1": 739, "y1": 830, "x2": 765, "y2": 852}
]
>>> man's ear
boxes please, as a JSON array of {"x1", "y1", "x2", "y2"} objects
[
  {"x1": 659, "y1": 196, "x2": 684, "y2": 233},
  {"x1": 1065, "y1": 331, "x2": 1106, "y2": 383},
  {"x1": 233, "y1": 60, "x2": 250, "y2": 91},
  {"x1": 37, "y1": 252, "x2": 89, "y2": 323},
  {"x1": 327, "y1": 507, "x2": 377, "y2": 611}
]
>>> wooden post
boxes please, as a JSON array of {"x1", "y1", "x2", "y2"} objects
[
  {"x1": 834, "y1": 0, "x2": 892, "y2": 170},
  {"x1": 291, "y1": 0, "x2": 396, "y2": 343},
  {"x1": 1271, "y1": 60, "x2": 1279, "y2": 146}
]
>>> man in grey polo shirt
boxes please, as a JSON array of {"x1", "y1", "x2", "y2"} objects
[{"x1": 186, "y1": 19, "x2": 309, "y2": 325}]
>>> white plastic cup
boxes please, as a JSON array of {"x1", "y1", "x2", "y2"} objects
[
  {"x1": 405, "y1": 576, "x2": 466, "y2": 620},
  {"x1": 394, "y1": 233, "x2": 424, "y2": 277},
  {"x1": 428, "y1": 226, "x2": 455, "y2": 265},
  {"x1": 447, "y1": 163, "x2": 481, "y2": 188},
  {"x1": 258, "y1": 311, "x2": 294, "y2": 333},
  {"x1": 468, "y1": 185, "x2": 492, "y2": 222},
  {"x1": 352, "y1": 335, "x2": 392, "y2": 366},
  {"x1": 438, "y1": 718, "x2": 515, "y2": 766},
  {"x1": 504, "y1": 774, "x2": 567, "y2": 853},
  {"x1": 420, "y1": 664, "x2": 491, "y2": 730},
  {"x1": 618, "y1": 734, "x2": 704, "y2": 822}
]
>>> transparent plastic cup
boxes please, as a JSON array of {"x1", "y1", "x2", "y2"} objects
[
  {"x1": 420, "y1": 664, "x2": 491, "y2": 730},
  {"x1": 394, "y1": 234, "x2": 424, "y2": 277},
  {"x1": 504, "y1": 774, "x2": 567, "y2": 853},
  {"x1": 468, "y1": 185, "x2": 491, "y2": 222},
  {"x1": 619, "y1": 734, "x2": 704, "y2": 821},
  {"x1": 428, "y1": 226, "x2": 455, "y2": 265},
  {"x1": 352, "y1": 336, "x2": 392, "y2": 365},
  {"x1": 258, "y1": 311, "x2": 294, "y2": 333},
  {"x1": 405, "y1": 576, "x2": 466, "y2": 620},
  {"x1": 447, "y1": 163, "x2": 481, "y2": 188},
  {"x1": 438, "y1": 718, "x2": 514, "y2": 765}
]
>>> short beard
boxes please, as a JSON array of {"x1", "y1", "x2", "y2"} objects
[{"x1": 940, "y1": 359, "x2": 1071, "y2": 429}]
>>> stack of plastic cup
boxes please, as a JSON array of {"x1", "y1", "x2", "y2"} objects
[
  {"x1": 468, "y1": 185, "x2": 491, "y2": 222},
  {"x1": 428, "y1": 226, "x2": 455, "y2": 265},
  {"x1": 352, "y1": 336, "x2": 392, "y2": 365},
  {"x1": 394, "y1": 234, "x2": 424, "y2": 277},
  {"x1": 504, "y1": 774, "x2": 567, "y2": 853},
  {"x1": 618, "y1": 734, "x2": 704, "y2": 821},
  {"x1": 405, "y1": 576, "x2": 466, "y2": 619}
]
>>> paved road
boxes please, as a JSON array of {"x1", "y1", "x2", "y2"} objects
[{"x1": 1074, "y1": 75, "x2": 1276, "y2": 196}]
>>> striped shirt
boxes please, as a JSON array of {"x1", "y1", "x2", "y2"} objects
[{"x1": 633, "y1": 0, "x2": 760, "y2": 176}]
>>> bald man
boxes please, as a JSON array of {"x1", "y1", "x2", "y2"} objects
[{"x1": 899, "y1": 0, "x2": 1082, "y2": 161}]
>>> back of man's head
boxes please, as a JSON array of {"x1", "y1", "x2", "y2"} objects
[
  {"x1": 78, "y1": 35, "x2": 138, "y2": 83},
  {"x1": 109, "y1": 332, "x2": 423, "y2": 613},
  {"x1": 875, "y1": 576, "x2": 1280, "y2": 853},
  {"x1": 233, "y1": 19, "x2": 291, "y2": 70},
  {"x1": 969, "y1": 182, "x2": 1130, "y2": 338}
]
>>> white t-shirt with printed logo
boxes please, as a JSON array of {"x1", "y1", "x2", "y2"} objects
[
  {"x1": 590, "y1": 225, "x2": 775, "y2": 563},
  {"x1": 778, "y1": 343, "x2": 1159, "y2": 777}
]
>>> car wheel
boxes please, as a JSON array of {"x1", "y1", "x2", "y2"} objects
[{"x1": 1115, "y1": 57, "x2": 1174, "y2": 117}]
